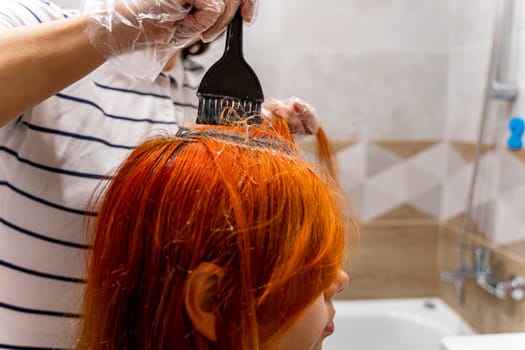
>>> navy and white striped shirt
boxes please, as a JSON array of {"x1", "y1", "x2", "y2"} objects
[{"x1": 0, "y1": 1, "x2": 203, "y2": 348}]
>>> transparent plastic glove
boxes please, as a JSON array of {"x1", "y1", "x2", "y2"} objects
[
  {"x1": 240, "y1": 0, "x2": 258, "y2": 24},
  {"x1": 200, "y1": 0, "x2": 258, "y2": 42},
  {"x1": 80, "y1": 0, "x2": 257, "y2": 81},
  {"x1": 262, "y1": 97, "x2": 320, "y2": 135}
]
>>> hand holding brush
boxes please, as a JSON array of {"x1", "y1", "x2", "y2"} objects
[{"x1": 80, "y1": 0, "x2": 258, "y2": 79}]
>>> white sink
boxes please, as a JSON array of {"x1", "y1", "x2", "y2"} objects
[{"x1": 441, "y1": 332, "x2": 525, "y2": 350}]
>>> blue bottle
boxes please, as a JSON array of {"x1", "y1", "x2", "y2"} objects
[{"x1": 507, "y1": 117, "x2": 524, "y2": 150}]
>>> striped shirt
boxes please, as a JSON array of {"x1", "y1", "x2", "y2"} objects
[{"x1": 0, "y1": 1, "x2": 204, "y2": 348}]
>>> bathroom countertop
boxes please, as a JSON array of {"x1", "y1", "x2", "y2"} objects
[{"x1": 441, "y1": 332, "x2": 525, "y2": 350}]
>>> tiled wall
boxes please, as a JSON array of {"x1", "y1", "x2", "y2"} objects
[
  {"x1": 325, "y1": 139, "x2": 525, "y2": 333},
  {"x1": 243, "y1": 0, "x2": 525, "y2": 246},
  {"x1": 244, "y1": 0, "x2": 450, "y2": 141},
  {"x1": 330, "y1": 140, "x2": 525, "y2": 246},
  {"x1": 340, "y1": 221, "x2": 439, "y2": 300}
]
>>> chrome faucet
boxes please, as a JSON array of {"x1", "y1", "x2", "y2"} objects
[
  {"x1": 441, "y1": 246, "x2": 525, "y2": 303},
  {"x1": 441, "y1": 254, "x2": 474, "y2": 304}
]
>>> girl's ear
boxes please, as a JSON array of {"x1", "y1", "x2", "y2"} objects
[{"x1": 184, "y1": 262, "x2": 224, "y2": 342}]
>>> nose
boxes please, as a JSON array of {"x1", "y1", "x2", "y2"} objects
[{"x1": 325, "y1": 269, "x2": 349, "y2": 299}]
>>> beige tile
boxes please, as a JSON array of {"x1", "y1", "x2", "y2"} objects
[
  {"x1": 508, "y1": 147, "x2": 525, "y2": 165},
  {"x1": 340, "y1": 224, "x2": 439, "y2": 299},
  {"x1": 450, "y1": 141, "x2": 495, "y2": 162},
  {"x1": 296, "y1": 137, "x2": 356, "y2": 154},
  {"x1": 374, "y1": 140, "x2": 438, "y2": 159},
  {"x1": 371, "y1": 204, "x2": 436, "y2": 222},
  {"x1": 502, "y1": 240, "x2": 525, "y2": 260},
  {"x1": 443, "y1": 213, "x2": 485, "y2": 239}
]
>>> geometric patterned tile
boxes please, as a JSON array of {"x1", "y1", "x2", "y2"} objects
[
  {"x1": 371, "y1": 203, "x2": 435, "y2": 221},
  {"x1": 374, "y1": 140, "x2": 437, "y2": 159},
  {"x1": 366, "y1": 143, "x2": 402, "y2": 177},
  {"x1": 470, "y1": 201, "x2": 497, "y2": 240},
  {"x1": 408, "y1": 184, "x2": 442, "y2": 219},
  {"x1": 406, "y1": 162, "x2": 441, "y2": 200},
  {"x1": 445, "y1": 143, "x2": 469, "y2": 176},
  {"x1": 361, "y1": 183, "x2": 403, "y2": 223},
  {"x1": 332, "y1": 140, "x2": 359, "y2": 153},
  {"x1": 367, "y1": 163, "x2": 407, "y2": 201},
  {"x1": 330, "y1": 138, "x2": 525, "y2": 253},
  {"x1": 502, "y1": 239, "x2": 525, "y2": 260},
  {"x1": 345, "y1": 183, "x2": 364, "y2": 222},
  {"x1": 440, "y1": 163, "x2": 473, "y2": 221},
  {"x1": 339, "y1": 173, "x2": 362, "y2": 196},
  {"x1": 408, "y1": 143, "x2": 451, "y2": 179},
  {"x1": 470, "y1": 150, "x2": 499, "y2": 207},
  {"x1": 337, "y1": 141, "x2": 368, "y2": 182},
  {"x1": 500, "y1": 183, "x2": 525, "y2": 225},
  {"x1": 498, "y1": 148, "x2": 525, "y2": 193},
  {"x1": 443, "y1": 213, "x2": 482, "y2": 236},
  {"x1": 491, "y1": 200, "x2": 525, "y2": 245},
  {"x1": 297, "y1": 138, "x2": 356, "y2": 154},
  {"x1": 508, "y1": 147, "x2": 525, "y2": 165},
  {"x1": 450, "y1": 141, "x2": 495, "y2": 162}
]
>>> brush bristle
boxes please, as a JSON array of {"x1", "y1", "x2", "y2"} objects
[{"x1": 196, "y1": 96, "x2": 262, "y2": 125}]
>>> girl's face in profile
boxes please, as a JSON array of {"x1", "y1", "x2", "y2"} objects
[{"x1": 261, "y1": 269, "x2": 349, "y2": 350}]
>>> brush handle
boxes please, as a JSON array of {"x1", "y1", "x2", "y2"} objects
[{"x1": 224, "y1": 9, "x2": 243, "y2": 59}]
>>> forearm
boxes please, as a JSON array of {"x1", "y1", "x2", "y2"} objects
[{"x1": 0, "y1": 16, "x2": 105, "y2": 126}]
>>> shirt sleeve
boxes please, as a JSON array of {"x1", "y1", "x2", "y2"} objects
[{"x1": 0, "y1": 0, "x2": 73, "y2": 28}]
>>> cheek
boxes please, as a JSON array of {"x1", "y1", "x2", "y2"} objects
[{"x1": 263, "y1": 295, "x2": 330, "y2": 350}]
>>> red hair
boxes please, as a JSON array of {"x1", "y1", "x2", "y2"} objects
[{"x1": 78, "y1": 116, "x2": 355, "y2": 349}]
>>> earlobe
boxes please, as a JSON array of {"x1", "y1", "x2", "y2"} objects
[{"x1": 184, "y1": 262, "x2": 224, "y2": 342}]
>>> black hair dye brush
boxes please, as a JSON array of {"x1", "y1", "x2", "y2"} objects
[{"x1": 196, "y1": 9, "x2": 264, "y2": 125}]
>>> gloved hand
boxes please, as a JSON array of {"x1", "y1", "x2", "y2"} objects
[
  {"x1": 80, "y1": 0, "x2": 258, "y2": 80},
  {"x1": 200, "y1": 0, "x2": 258, "y2": 41},
  {"x1": 239, "y1": 0, "x2": 257, "y2": 24},
  {"x1": 262, "y1": 97, "x2": 320, "y2": 135}
]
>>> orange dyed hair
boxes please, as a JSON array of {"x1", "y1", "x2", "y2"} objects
[{"x1": 78, "y1": 116, "x2": 354, "y2": 349}]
